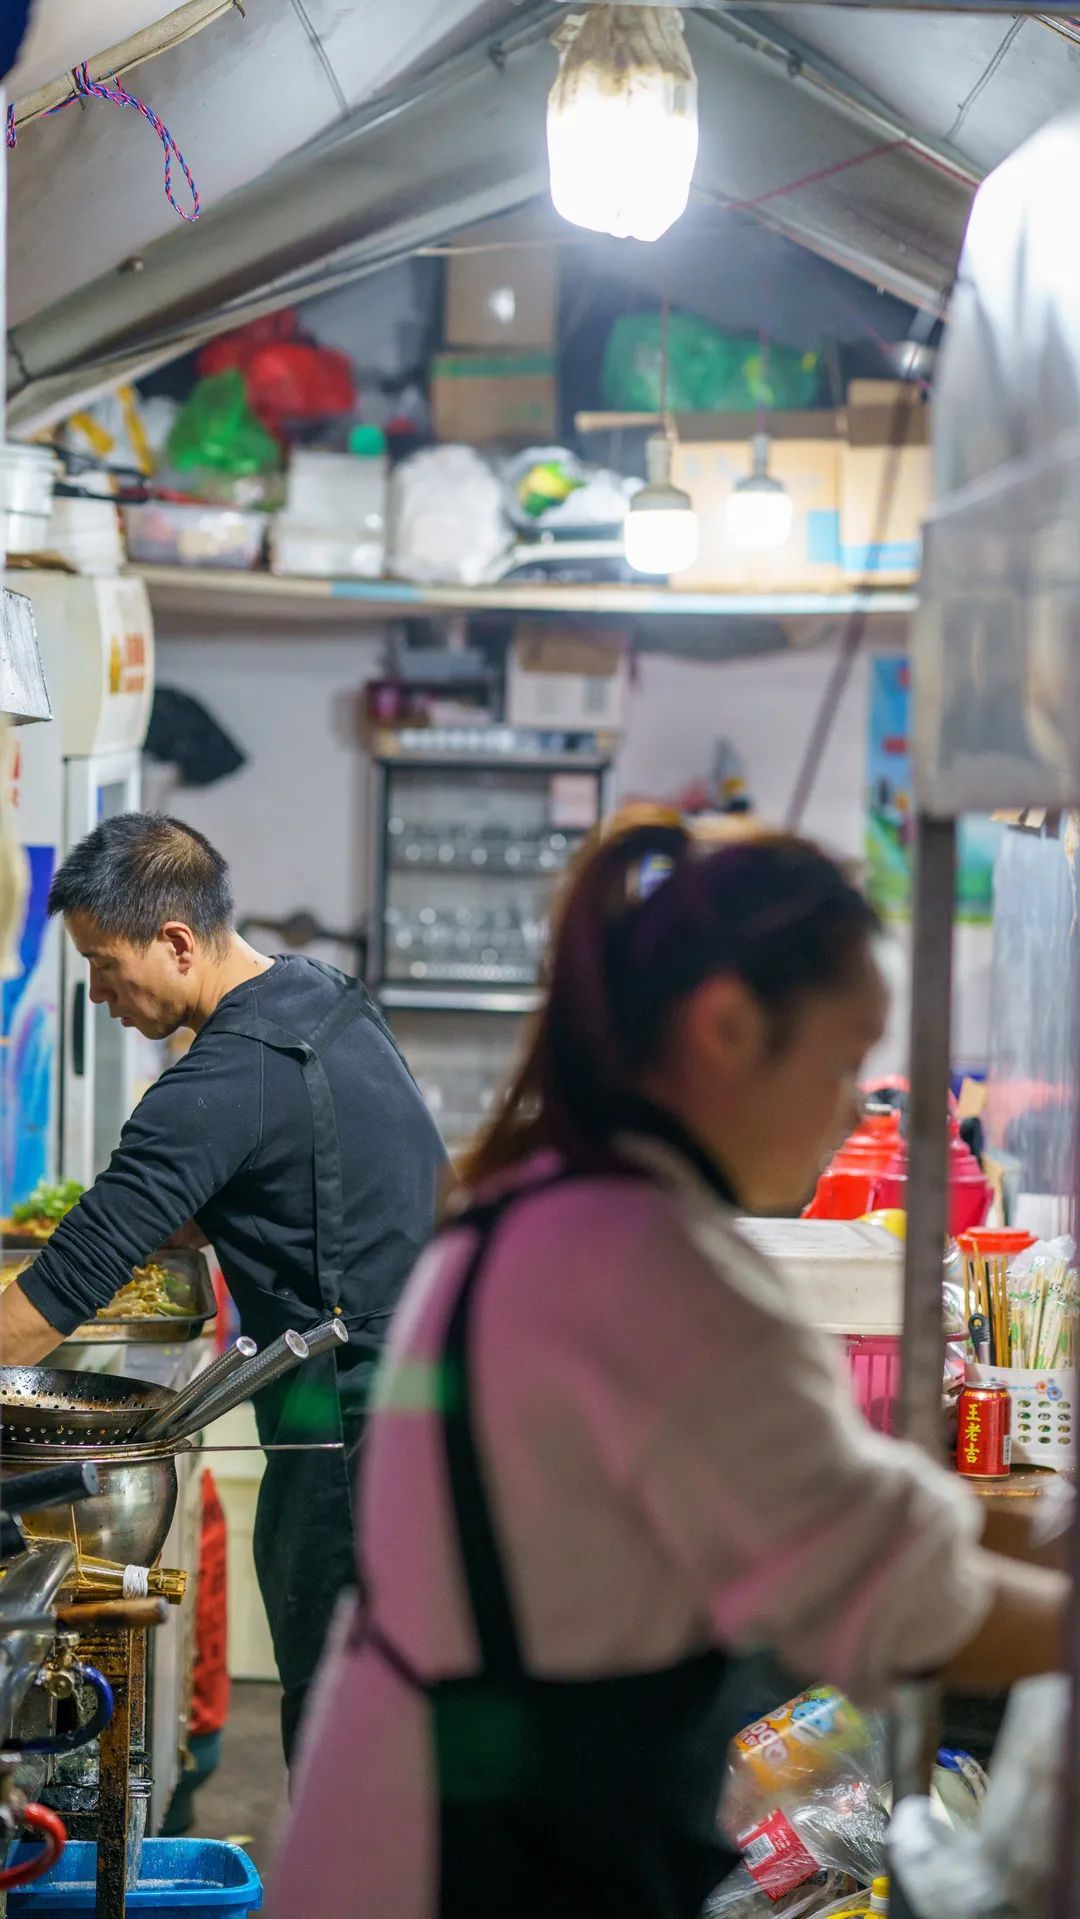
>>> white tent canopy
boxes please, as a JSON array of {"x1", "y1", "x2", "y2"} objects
[{"x1": 8, "y1": 4, "x2": 1080, "y2": 426}]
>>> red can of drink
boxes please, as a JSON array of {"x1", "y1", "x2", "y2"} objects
[{"x1": 956, "y1": 1382, "x2": 1011, "y2": 1480}]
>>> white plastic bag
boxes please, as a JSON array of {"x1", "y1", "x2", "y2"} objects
[
  {"x1": 386, "y1": 446, "x2": 509, "y2": 585},
  {"x1": 891, "y1": 1674, "x2": 1068, "y2": 1918}
]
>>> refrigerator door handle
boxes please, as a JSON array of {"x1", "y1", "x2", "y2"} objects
[{"x1": 71, "y1": 980, "x2": 87, "y2": 1078}]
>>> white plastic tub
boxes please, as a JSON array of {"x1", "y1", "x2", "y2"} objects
[
  {"x1": 738, "y1": 1216, "x2": 906, "y2": 1434},
  {"x1": 2, "y1": 442, "x2": 59, "y2": 554},
  {"x1": 45, "y1": 496, "x2": 124, "y2": 574},
  {"x1": 286, "y1": 447, "x2": 386, "y2": 528},
  {"x1": 270, "y1": 515, "x2": 384, "y2": 579},
  {"x1": 123, "y1": 500, "x2": 265, "y2": 569}
]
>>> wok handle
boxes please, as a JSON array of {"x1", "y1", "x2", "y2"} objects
[
  {"x1": 139, "y1": 1336, "x2": 258, "y2": 1443},
  {"x1": 55, "y1": 1597, "x2": 169, "y2": 1629},
  {"x1": 1, "y1": 1463, "x2": 101, "y2": 1515}
]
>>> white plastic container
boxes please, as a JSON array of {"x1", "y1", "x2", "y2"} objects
[
  {"x1": 45, "y1": 496, "x2": 124, "y2": 574},
  {"x1": 286, "y1": 445, "x2": 386, "y2": 525},
  {"x1": 738, "y1": 1216, "x2": 906, "y2": 1435},
  {"x1": 1, "y1": 442, "x2": 59, "y2": 554},
  {"x1": 278, "y1": 431, "x2": 388, "y2": 577},
  {"x1": 123, "y1": 500, "x2": 266, "y2": 569},
  {"x1": 967, "y1": 1361, "x2": 1075, "y2": 1467},
  {"x1": 270, "y1": 516, "x2": 383, "y2": 579},
  {"x1": 737, "y1": 1217, "x2": 904, "y2": 1335}
]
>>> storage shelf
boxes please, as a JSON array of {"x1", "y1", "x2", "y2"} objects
[
  {"x1": 378, "y1": 984, "x2": 542, "y2": 1014},
  {"x1": 135, "y1": 564, "x2": 917, "y2": 627}
]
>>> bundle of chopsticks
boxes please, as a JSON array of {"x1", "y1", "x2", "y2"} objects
[
  {"x1": 965, "y1": 1246, "x2": 1079, "y2": 1370},
  {"x1": 1008, "y1": 1253, "x2": 1079, "y2": 1370}
]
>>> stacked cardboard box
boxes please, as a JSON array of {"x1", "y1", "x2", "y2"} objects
[
  {"x1": 432, "y1": 208, "x2": 558, "y2": 446},
  {"x1": 668, "y1": 382, "x2": 931, "y2": 591}
]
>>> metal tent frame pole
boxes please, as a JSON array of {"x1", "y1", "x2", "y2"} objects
[
  {"x1": 895, "y1": 807, "x2": 1080, "y2": 1915},
  {"x1": 888, "y1": 815, "x2": 956, "y2": 1919}
]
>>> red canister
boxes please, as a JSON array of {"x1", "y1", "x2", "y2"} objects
[{"x1": 956, "y1": 1382, "x2": 1012, "y2": 1480}]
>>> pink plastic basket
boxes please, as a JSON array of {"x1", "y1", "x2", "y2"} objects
[{"x1": 844, "y1": 1334, "x2": 902, "y2": 1435}]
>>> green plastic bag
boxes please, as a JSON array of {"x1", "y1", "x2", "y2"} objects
[
  {"x1": 601, "y1": 310, "x2": 820, "y2": 414},
  {"x1": 167, "y1": 369, "x2": 281, "y2": 477}
]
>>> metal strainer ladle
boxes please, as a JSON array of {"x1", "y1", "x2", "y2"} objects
[{"x1": 0, "y1": 1369, "x2": 172, "y2": 1445}]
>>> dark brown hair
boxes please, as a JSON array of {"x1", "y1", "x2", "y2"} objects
[{"x1": 461, "y1": 806, "x2": 880, "y2": 1186}]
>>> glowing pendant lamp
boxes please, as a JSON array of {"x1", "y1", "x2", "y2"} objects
[{"x1": 547, "y1": 6, "x2": 699, "y2": 244}]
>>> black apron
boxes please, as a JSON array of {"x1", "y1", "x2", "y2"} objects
[
  {"x1": 357, "y1": 1150, "x2": 742, "y2": 1919},
  {"x1": 210, "y1": 979, "x2": 399, "y2": 1749}
]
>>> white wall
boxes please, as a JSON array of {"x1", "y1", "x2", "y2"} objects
[
  {"x1": 617, "y1": 645, "x2": 870, "y2": 857},
  {"x1": 151, "y1": 629, "x2": 385, "y2": 936},
  {"x1": 151, "y1": 631, "x2": 991, "y2": 1077}
]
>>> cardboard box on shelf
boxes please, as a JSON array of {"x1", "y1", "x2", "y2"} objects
[
  {"x1": 670, "y1": 411, "x2": 843, "y2": 592},
  {"x1": 444, "y1": 207, "x2": 558, "y2": 350},
  {"x1": 840, "y1": 380, "x2": 931, "y2": 584},
  {"x1": 431, "y1": 352, "x2": 558, "y2": 446},
  {"x1": 507, "y1": 623, "x2": 631, "y2": 732}
]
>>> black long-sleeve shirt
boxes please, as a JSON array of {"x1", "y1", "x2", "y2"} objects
[{"x1": 21, "y1": 957, "x2": 448, "y2": 1347}]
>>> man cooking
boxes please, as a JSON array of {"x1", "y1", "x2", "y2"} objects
[{"x1": 0, "y1": 812, "x2": 448, "y2": 1763}]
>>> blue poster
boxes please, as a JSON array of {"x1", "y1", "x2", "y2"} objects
[
  {"x1": 1, "y1": 845, "x2": 57, "y2": 1211},
  {"x1": 867, "y1": 658, "x2": 997, "y2": 923}
]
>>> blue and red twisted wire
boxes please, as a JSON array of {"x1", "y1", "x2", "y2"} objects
[{"x1": 7, "y1": 61, "x2": 199, "y2": 222}]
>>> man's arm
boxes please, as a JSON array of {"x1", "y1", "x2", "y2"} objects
[
  {"x1": 7, "y1": 1034, "x2": 262, "y2": 1346},
  {"x1": 0, "y1": 1284, "x2": 66, "y2": 1365}
]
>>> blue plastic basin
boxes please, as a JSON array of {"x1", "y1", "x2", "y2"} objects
[{"x1": 7, "y1": 1838, "x2": 262, "y2": 1915}]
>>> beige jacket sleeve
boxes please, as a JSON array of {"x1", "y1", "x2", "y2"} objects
[{"x1": 629, "y1": 1201, "x2": 992, "y2": 1704}]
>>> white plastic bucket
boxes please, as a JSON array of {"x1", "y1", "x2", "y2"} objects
[{"x1": 1, "y1": 442, "x2": 60, "y2": 555}]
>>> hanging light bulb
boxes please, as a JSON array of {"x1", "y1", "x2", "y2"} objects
[
  {"x1": 625, "y1": 432, "x2": 698, "y2": 575},
  {"x1": 547, "y1": 7, "x2": 699, "y2": 243},
  {"x1": 727, "y1": 433, "x2": 794, "y2": 551}
]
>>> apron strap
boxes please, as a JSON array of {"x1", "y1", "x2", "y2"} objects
[
  {"x1": 213, "y1": 978, "x2": 373, "y2": 1316},
  {"x1": 440, "y1": 1170, "x2": 644, "y2": 1683}
]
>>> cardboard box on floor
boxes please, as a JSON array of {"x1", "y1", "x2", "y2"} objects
[
  {"x1": 444, "y1": 207, "x2": 558, "y2": 350},
  {"x1": 670, "y1": 411, "x2": 843, "y2": 593},
  {"x1": 840, "y1": 380, "x2": 932, "y2": 584},
  {"x1": 431, "y1": 352, "x2": 557, "y2": 446},
  {"x1": 507, "y1": 623, "x2": 630, "y2": 733}
]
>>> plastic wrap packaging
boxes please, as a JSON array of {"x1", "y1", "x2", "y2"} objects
[
  {"x1": 722, "y1": 1688, "x2": 888, "y2": 1841},
  {"x1": 891, "y1": 1674, "x2": 1067, "y2": 1919},
  {"x1": 386, "y1": 446, "x2": 509, "y2": 585},
  {"x1": 500, "y1": 446, "x2": 640, "y2": 532},
  {"x1": 705, "y1": 1864, "x2": 858, "y2": 1918},
  {"x1": 721, "y1": 1689, "x2": 890, "y2": 1904},
  {"x1": 722, "y1": 1688, "x2": 986, "y2": 1912}
]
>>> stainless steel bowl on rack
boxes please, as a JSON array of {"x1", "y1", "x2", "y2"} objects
[{"x1": 1, "y1": 1442, "x2": 178, "y2": 1568}]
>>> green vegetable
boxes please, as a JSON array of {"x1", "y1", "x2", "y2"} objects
[{"x1": 10, "y1": 1180, "x2": 85, "y2": 1225}]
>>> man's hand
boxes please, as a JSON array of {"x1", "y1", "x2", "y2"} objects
[
  {"x1": 0, "y1": 1284, "x2": 65, "y2": 1366},
  {"x1": 160, "y1": 1221, "x2": 209, "y2": 1252}
]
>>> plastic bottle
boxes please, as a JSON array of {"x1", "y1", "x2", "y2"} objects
[{"x1": 821, "y1": 1879, "x2": 889, "y2": 1918}]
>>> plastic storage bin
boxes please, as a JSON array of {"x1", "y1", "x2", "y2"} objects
[
  {"x1": 2, "y1": 442, "x2": 59, "y2": 554},
  {"x1": 123, "y1": 502, "x2": 265, "y2": 570},
  {"x1": 738, "y1": 1217, "x2": 906, "y2": 1434},
  {"x1": 844, "y1": 1333, "x2": 902, "y2": 1435},
  {"x1": 7, "y1": 1839, "x2": 262, "y2": 1914}
]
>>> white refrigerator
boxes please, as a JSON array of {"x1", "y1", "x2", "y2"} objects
[{"x1": 1, "y1": 573, "x2": 155, "y2": 1209}]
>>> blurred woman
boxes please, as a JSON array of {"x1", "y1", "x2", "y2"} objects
[{"x1": 270, "y1": 810, "x2": 1064, "y2": 1919}]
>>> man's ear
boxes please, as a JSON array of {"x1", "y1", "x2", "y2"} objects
[{"x1": 162, "y1": 921, "x2": 198, "y2": 972}]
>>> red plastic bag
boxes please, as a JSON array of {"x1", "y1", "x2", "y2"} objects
[
  {"x1": 190, "y1": 1470, "x2": 230, "y2": 1738},
  {"x1": 198, "y1": 314, "x2": 356, "y2": 434}
]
